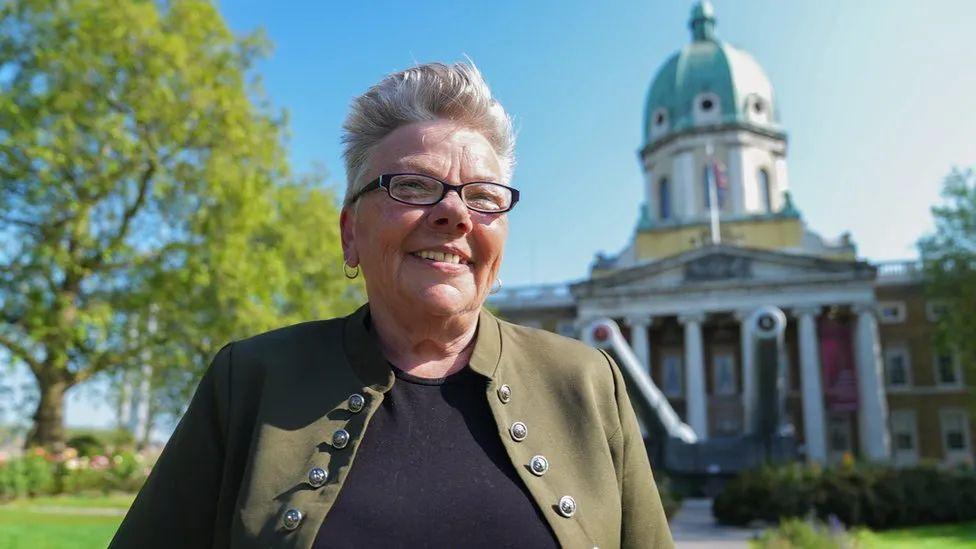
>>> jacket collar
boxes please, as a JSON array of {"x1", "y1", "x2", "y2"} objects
[{"x1": 342, "y1": 303, "x2": 503, "y2": 391}]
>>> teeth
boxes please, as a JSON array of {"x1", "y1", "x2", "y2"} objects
[{"x1": 414, "y1": 250, "x2": 466, "y2": 264}]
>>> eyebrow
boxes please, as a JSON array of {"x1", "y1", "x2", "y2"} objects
[{"x1": 396, "y1": 161, "x2": 499, "y2": 183}]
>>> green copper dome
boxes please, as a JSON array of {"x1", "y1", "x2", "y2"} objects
[{"x1": 643, "y1": 1, "x2": 782, "y2": 148}]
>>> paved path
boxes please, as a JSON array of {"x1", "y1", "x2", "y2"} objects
[{"x1": 670, "y1": 498, "x2": 763, "y2": 549}]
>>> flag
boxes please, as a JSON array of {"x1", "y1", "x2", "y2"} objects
[{"x1": 712, "y1": 159, "x2": 728, "y2": 207}]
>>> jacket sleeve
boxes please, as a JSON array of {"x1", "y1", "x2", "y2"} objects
[
  {"x1": 601, "y1": 349, "x2": 675, "y2": 549},
  {"x1": 110, "y1": 343, "x2": 233, "y2": 549}
]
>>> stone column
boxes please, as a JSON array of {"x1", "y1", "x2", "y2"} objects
[
  {"x1": 625, "y1": 315, "x2": 652, "y2": 375},
  {"x1": 853, "y1": 304, "x2": 891, "y2": 461},
  {"x1": 735, "y1": 309, "x2": 757, "y2": 434},
  {"x1": 795, "y1": 306, "x2": 827, "y2": 464},
  {"x1": 674, "y1": 150, "x2": 696, "y2": 220},
  {"x1": 679, "y1": 312, "x2": 708, "y2": 440},
  {"x1": 728, "y1": 144, "x2": 746, "y2": 215}
]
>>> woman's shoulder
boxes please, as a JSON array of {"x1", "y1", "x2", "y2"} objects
[
  {"x1": 213, "y1": 315, "x2": 350, "y2": 382},
  {"x1": 494, "y1": 318, "x2": 615, "y2": 383}
]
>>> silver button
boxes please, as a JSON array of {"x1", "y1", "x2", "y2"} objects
[
  {"x1": 530, "y1": 455, "x2": 549, "y2": 476},
  {"x1": 510, "y1": 421, "x2": 527, "y2": 442},
  {"x1": 307, "y1": 467, "x2": 328, "y2": 487},
  {"x1": 282, "y1": 508, "x2": 303, "y2": 530},
  {"x1": 497, "y1": 384, "x2": 512, "y2": 403},
  {"x1": 332, "y1": 429, "x2": 350, "y2": 449},
  {"x1": 348, "y1": 393, "x2": 365, "y2": 413},
  {"x1": 558, "y1": 495, "x2": 577, "y2": 518}
]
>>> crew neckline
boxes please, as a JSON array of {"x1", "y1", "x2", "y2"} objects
[{"x1": 392, "y1": 365, "x2": 472, "y2": 386}]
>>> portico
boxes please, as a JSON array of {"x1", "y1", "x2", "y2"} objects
[{"x1": 572, "y1": 245, "x2": 891, "y2": 463}]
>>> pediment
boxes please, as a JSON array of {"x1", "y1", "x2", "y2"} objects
[{"x1": 572, "y1": 245, "x2": 875, "y2": 296}]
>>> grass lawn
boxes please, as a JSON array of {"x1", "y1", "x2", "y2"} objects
[
  {"x1": 855, "y1": 521, "x2": 976, "y2": 549},
  {"x1": 0, "y1": 494, "x2": 133, "y2": 549}
]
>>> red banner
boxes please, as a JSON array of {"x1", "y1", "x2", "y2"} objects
[{"x1": 818, "y1": 317, "x2": 858, "y2": 412}]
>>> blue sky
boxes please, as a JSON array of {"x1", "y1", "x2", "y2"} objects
[
  {"x1": 8, "y1": 0, "x2": 976, "y2": 431},
  {"x1": 217, "y1": 0, "x2": 976, "y2": 286}
]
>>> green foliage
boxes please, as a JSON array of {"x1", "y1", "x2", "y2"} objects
[
  {"x1": 0, "y1": 0, "x2": 361, "y2": 447},
  {"x1": 654, "y1": 472, "x2": 683, "y2": 520},
  {"x1": 713, "y1": 463, "x2": 820, "y2": 526},
  {"x1": 715, "y1": 463, "x2": 976, "y2": 530},
  {"x1": 918, "y1": 167, "x2": 976, "y2": 411},
  {"x1": 0, "y1": 448, "x2": 153, "y2": 500},
  {"x1": 753, "y1": 518, "x2": 854, "y2": 549}
]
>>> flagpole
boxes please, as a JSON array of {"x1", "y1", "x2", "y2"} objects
[{"x1": 706, "y1": 141, "x2": 721, "y2": 244}]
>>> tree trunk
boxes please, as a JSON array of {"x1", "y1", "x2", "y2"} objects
[{"x1": 26, "y1": 377, "x2": 69, "y2": 450}]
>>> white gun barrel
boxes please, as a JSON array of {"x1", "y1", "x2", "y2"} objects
[{"x1": 584, "y1": 318, "x2": 698, "y2": 444}]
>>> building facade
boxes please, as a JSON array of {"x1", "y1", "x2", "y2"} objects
[{"x1": 491, "y1": 2, "x2": 974, "y2": 467}]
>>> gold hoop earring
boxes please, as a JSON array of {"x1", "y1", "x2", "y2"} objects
[
  {"x1": 343, "y1": 261, "x2": 360, "y2": 279},
  {"x1": 490, "y1": 278, "x2": 503, "y2": 295}
]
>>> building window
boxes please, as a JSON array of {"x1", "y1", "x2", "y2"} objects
[
  {"x1": 744, "y1": 94, "x2": 771, "y2": 124},
  {"x1": 711, "y1": 351, "x2": 737, "y2": 395},
  {"x1": 890, "y1": 410, "x2": 919, "y2": 466},
  {"x1": 652, "y1": 107, "x2": 668, "y2": 128},
  {"x1": 693, "y1": 92, "x2": 721, "y2": 125},
  {"x1": 650, "y1": 107, "x2": 669, "y2": 139},
  {"x1": 878, "y1": 301, "x2": 907, "y2": 324},
  {"x1": 926, "y1": 300, "x2": 949, "y2": 322},
  {"x1": 661, "y1": 352, "x2": 683, "y2": 398},
  {"x1": 934, "y1": 351, "x2": 963, "y2": 387},
  {"x1": 556, "y1": 320, "x2": 577, "y2": 339},
  {"x1": 758, "y1": 168, "x2": 772, "y2": 213},
  {"x1": 884, "y1": 345, "x2": 912, "y2": 388},
  {"x1": 939, "y1": 409, "x2": 973, "y2": 465},
  {"x1": 658, "y1": 178, "x2": 671, "y2": 220}
]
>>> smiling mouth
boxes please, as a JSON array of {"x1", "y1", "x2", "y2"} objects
[{"x1": 410, "y1": 250, "x2": 473, "y2": 265}]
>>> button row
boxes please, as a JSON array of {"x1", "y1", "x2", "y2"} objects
[
  {"x1": 498, "y1": 382, "x2": 577, "y2": 522},
  {"x1": 282, "y1": 392, "x2": 365, "y2": 533}
]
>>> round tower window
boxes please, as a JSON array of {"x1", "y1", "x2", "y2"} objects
[
  {"x1": 753, "y1": 100, "x2": 764, "y2": 113},
  {"x1": 655, "y1": 112, "x2": 665, "y2": 125},
  {"x1": 701, "y1": 98, "x2": 714, "y2": 111}
]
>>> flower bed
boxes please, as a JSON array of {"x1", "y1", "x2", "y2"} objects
[{"x1": 0, "y1": 447, "x2": 152, "y2": 500}]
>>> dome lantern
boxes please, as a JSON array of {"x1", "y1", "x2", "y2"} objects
[{"x1": 689, "y1": 0, "x2": 717, "y2": 42}]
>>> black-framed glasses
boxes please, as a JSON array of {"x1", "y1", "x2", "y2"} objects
[{"x1": 349, "y1": 173, "x2": 520, "y2": 214}]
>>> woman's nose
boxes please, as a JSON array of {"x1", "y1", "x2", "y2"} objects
[{"x1": 428, "y1": 190, "x2": 473, "y2": 233}]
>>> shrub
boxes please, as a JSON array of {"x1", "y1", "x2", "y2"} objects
[
  {"x1": 656, "y1": 473, "x2": 683, "y2": 520},
  {"x1": 0, "y1": 447, "x2": 152, "y2": 501},
  {"x1": 65, "y1": 434, "x2": 106, "y2": 458},
  {"x1": 715, "y1": 462, "x2": 976, "y2": 531},
  {"x1": 714, "y1": 464, "x2": 818, "y2": 526},
  {"x1": 753, "y1": 518, "x2": 854, "y2": 549}
]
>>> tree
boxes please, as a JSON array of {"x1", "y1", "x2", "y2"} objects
[
  {"x1": 918, "y1": 167, "x2": 976, "y2": 398},
  {"x1": 0, "y1": 0, "x2": 360, "y2": 449}
]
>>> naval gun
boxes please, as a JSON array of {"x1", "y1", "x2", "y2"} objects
[{"x1": 584, "y1": 306, "x2": 797, "y2": 488}]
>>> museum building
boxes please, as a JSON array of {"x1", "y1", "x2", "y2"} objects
[{"x1": 490, "y1": 1, "x2": 974, "y2": 467}]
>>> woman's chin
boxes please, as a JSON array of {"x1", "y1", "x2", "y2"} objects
[{"x1": 406, "y1": 283, "x2": 480, "y2": 317}]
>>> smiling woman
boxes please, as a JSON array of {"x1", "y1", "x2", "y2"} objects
[{"x1": 110, "y1": 62, "x2": 674, "y2": 549}]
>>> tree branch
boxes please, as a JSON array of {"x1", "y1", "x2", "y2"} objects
[
  {"x1": 0, "y1": 332, "x2": 42, "y2": 373},
  {"x1": 82, "y1": 159, "x2": 156, "y2": 273},
  {"x1": 0, "y1": 215, "x2": 42, "y2": 229}
]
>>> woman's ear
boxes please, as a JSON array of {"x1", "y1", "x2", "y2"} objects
[{"x1": 340, "y1": 207, "x2": 359, "y2": 267}]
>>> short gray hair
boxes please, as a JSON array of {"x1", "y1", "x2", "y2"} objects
[{"x1": 340, "y1": 61, "x2": 516, "y2": 208}]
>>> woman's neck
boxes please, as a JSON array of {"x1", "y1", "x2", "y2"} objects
[{"x1": 368, "y1": 301, "x2": 480, "y2": 379}]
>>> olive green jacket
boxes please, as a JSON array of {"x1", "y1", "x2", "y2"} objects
[{"x1": 111, "y1": 305, "x2": 674, "y2": 549}]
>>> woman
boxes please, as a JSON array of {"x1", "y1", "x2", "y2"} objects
[{"x1": 111, "y1": 62, "x2": 674, "y2": 549}]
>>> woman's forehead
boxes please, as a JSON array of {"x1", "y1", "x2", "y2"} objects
[{"x1": 372, "y1": 121, "x2": 501, "y2": 180}]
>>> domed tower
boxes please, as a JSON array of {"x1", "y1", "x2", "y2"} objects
[{"x1": 598, "y1": 1, "x2": 855, "y2": 272}]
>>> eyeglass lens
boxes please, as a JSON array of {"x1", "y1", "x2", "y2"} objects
[{"x1": 387, "y1": 174, "x2": 512, "y2": 212}]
